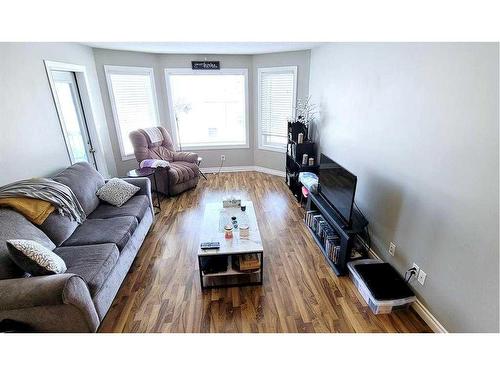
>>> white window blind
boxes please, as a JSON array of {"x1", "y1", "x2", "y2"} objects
[
  {"x1": 258, "y1": 66, "x2": 297, "y2": 151},
  {"x1": 105, "y1": 66, "x2": 159, "y2": 158}
]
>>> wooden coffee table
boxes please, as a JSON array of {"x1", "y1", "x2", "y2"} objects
[{"x1": 197, "y1": 201, "x2": 263, "y2": 289}]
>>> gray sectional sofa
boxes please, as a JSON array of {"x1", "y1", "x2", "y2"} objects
[{"x1": 0, "y1": 162, "x2": 154, "y2": 332}]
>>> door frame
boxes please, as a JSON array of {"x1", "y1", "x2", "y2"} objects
[
  {"x1": 49, "y1": 70, "x2": 96, "y2": 166},
  {"x1": 44, "y1": 60, "x2": 107, "y2": 173}
]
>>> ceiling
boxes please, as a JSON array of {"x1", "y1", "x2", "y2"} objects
[{"x1": 83, "y1": 42, "x2": 323, "y2": 55}]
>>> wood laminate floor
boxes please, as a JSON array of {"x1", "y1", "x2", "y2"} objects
[{"x1": 99, "y1": 172, "x2": 431, "y2": 333}]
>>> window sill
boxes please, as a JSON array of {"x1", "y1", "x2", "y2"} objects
[
  {"x1": 258, "y1": 145, "x2": 286, "y2": 154},
  {"x1": 177, "y1": 143, "x2": 250, "y2": 151},
  {"x1": 121, "y1": 154, "x2": 137, "y2": 161}
]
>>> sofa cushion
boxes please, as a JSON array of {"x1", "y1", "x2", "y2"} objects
[
  {"x1": 6, "y1": 239, "x2": 66, "y2": 276},
  {"x1": 53, "y1": 162, "x2": 105, "y2": 215},
  {"x1": 168, "y1": 161, "x2": 198, "y2": 184},
  {"x1": 38, "y1": 211, "x2": 79, "y2": 246},
  {"x1": 88, "y1": 195, "x2": 150, "y2": 222},
  {"x1": 54, "y1": 244, "x2": 119, "y2": 296},
  {"x1": 0, "y1": 209, "x2": 56, "y2": 280},
  {"x1": 61, "y1": 216, "x2": 138, "y2": 251},
  {"x1": 96, "y1": 178, "x2": 140, "y2": 207}
]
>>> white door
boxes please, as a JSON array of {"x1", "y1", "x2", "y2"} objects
[{"x1": 50, "y1": 70, "x2": 97, "y2": 168}]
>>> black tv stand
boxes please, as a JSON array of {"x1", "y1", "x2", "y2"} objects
[{"x1": 305, "y1": 192, "x2": 368, "y2": 276}]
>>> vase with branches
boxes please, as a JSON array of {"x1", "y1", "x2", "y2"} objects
[{"x1": 294, "y1": 96, "x2": 317, "y2": 139}]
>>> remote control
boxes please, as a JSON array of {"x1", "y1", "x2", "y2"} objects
[{"x1": 200, "y1": 242, "x2": 220, "y2": 250}]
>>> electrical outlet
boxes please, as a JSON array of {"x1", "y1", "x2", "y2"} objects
[
  {"x1": 417, "y1": 269, "x2": 427, "y2": 285},
  {"x1": 412, "y1": 263, "x2": 420, "y2": 275},
  {"x1": 388, "y1": 242, "x2": 396, "y2": 256},
  {"x1": 220, "y1": 155, "x2": 226, "y2": 161}
]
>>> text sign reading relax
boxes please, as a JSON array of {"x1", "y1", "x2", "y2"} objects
[{"x1": 191, "y1": 61, "x2": 220, "y2": 70}]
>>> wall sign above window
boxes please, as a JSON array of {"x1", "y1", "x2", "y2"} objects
[{"x1": 191, "y1": 61, "x2": 220, "y2": 70}]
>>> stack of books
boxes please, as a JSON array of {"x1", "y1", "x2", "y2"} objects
[
  {"x1": 326, "y1": 240, "x2": 341, "y2": 264},
  {"x1": 311, "y1": 213, "x2": 325, "y2": 233},
  {"x1": 304, "y1": 210, "x2": 342, "y2": 265},
  {"x1": 304, "y1": 210, "x2": 319, "y2": 227}
]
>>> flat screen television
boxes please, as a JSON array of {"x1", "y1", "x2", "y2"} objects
[{"x1": 318, "y1": 154, "x2": 357, "y2": 226}]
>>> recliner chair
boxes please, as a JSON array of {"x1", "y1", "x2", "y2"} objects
[{"x1": 129, "y1": 126, "x2": 199, "y2": 196}]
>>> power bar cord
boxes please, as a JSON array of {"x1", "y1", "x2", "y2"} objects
[{"x1": 405, "y1": 267, "x2": 418, "y2": 283}]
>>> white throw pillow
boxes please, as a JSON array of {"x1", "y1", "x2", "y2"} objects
[
  {"x1": 96, "y1": 178, "x2": 140, "y2": 207},
  {"x1": 6, "y1": 239, "x2": 67, "y2": 276}
]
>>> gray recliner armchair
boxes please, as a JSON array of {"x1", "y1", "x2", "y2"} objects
[{"x1": 129, "y1": 126, "x2": 200, "y2": 196}]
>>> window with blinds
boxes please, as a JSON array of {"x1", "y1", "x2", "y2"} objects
[
  {"x1": 104, "y1": 66, "x2": 160, "y2": 159},
  {"x1": 258, "y1": 66, "x2": 297, "y2": 151}
]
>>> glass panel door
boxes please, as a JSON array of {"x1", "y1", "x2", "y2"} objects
[{"x1": 50, "y1": 70, "x2": 97, "y2": 167}]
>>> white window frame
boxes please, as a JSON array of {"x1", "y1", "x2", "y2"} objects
[
  {"x1": 104, "y1": 65, "x2": 161, "y2": 160},
  {"x1": 257, "y1": 66, "x2": 298, "y2": 153},
  {"x1": 164, "y1": 68, "x2": 250, "y2": 151},
  {"x1": 44, "y1": 60, "x2": 108, "y2": 175}
]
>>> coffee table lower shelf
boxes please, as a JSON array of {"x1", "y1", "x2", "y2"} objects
[{"x1": 198, "y1": 252, "x2": 263, "y2": 289}]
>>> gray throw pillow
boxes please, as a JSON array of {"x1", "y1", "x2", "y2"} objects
[
  {"x1": 96, "y1": 178, "x2": 140, "y2": 207},
  {"x1": 6, "y1": 239, "x2": 67, "y2": 276}
]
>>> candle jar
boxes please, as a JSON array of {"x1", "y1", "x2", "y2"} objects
[
  {"x1": 239, "y1": 224, "x2": 249, "y2": 238},
  {"x1": 302, "y1": 153, "x2": 308, "y2": 165},
  {"x1": 298, "y1": 133, "x2": 304, "y2": 144},
  {"x1": 224, "y1": 224, "x2": 233, "y2": 239}
]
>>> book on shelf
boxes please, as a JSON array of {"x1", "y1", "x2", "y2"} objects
[
  {"x1": 304, "y1": 210, "x2": 318, "y2": 226},
  {"x1": 317, "y1": 219, "x2": 326, "y2": 237},
  {"x1": 304, "y1": 209, "x2": 344, "y2": 265},
  {"x1": 311, "y1": 214, "x2": 323, "y2": 233}
]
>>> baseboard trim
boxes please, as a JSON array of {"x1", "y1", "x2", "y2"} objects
[
  {"x1": 200, "y1": 166, "x2": 252, "y2": 174},
  {"x1": 253, "y1": 166, "x2": 286, "y2": 177},
  {"x1": 367, "y1": 248, "x2": 447, "y2": 333},
  {"x1": 200, "y1": 165, "x2": 286, "y2": 177},
  {"x1": 411, "y1": 299, "x2": 448, "y2": 333}
]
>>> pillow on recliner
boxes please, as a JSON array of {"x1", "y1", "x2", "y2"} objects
[
  {"x1": 6, "y1": 239, "x2": 67, "y2": 276},
  {"x1": 96, "y1": 178, "x2": 140, "y2": 207}
]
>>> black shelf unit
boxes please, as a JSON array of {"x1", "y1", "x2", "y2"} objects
[
  {"x1": 285, "y1": 121, "x2": 319, "y2": 201},
  {"x1": 305, "y1": 192, "x2": 368, "y2": 276}
]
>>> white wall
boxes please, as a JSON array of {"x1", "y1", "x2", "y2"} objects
[
  {"x1": 0, "y1": 43, "x2": 115, "y2": 185},
  {"x1": 92, "y1": 49, "x2": 255, "y2": 176},
  {"x1": 309, "y1": 43, "x2": 499, "y2": 332},
  {"x1": 92, "y1": 48, "x2": 311, "y2": 176},
  {"x1": 0, "y1": 44, "x2": 311, "y2": 182},
  {"x1": 158, "y1": 54, "x2": 255, "y2": 174},
  {"x1": 92, "y1": 49, "x2": 167, "y2": 177},
  {"x1": 252, "y1": 50, "x2": 311, "y2": 171}
]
